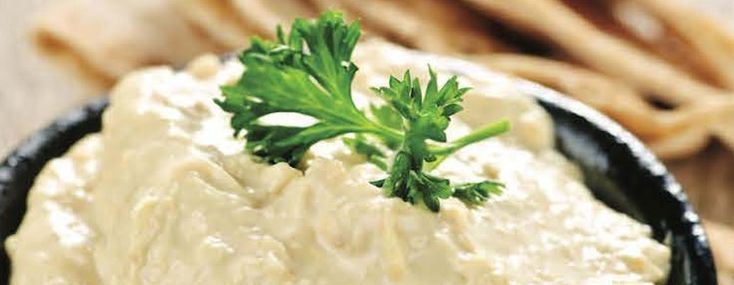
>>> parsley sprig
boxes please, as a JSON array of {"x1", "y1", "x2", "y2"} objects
[{"x1": 217, "y1": 11, "x2": 510, "y2": 212}]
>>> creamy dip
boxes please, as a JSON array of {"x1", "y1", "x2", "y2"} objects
[{"x1": 5, "y1": 41, "x2": 670, "y2": 284}]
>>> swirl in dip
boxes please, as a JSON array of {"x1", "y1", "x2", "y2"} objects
[{"x1": 5, "y1": 41, "x2": 670, "y2": 284}]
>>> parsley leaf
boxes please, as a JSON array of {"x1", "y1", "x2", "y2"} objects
[
  {"x1": 372, "y1": 69, "x2": 509, "y2": 211},
  {"x1": 218, "y1": 11, "x2": 510, "y2": 212},
  {"x1": 216, "y1": 12, "x2": 400, "y2": 166}
]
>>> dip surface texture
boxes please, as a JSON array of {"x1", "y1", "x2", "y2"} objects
[{"x1": 5, "y1": 41, "x2": 670, "y2": 285}]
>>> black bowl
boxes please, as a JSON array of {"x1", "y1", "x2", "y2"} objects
[{"x1": 0, "y1": 82, "x2": 717, "y2": 284}]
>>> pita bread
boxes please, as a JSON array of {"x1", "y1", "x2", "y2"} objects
[
  {"x1": 309, "y1": 0, "x2": 501, "y2": 54},
  {"x1": 621, "y1": 0, "x2": 734, "y2": 90},
  {"x1": 33, "y1": 0, "x2": 221, "y2": 85},
  {"x1": 229, "y1": 0, "x2": 317, "y2": 37},
  {"x1": 475, "y1": 54, "x2": 734, "y2": 157},
  {"x1": 171, "y1": 0, "x2": 253, "y2": 48},
  {"x1": 705, "y1": 220, "x2": 734, "y2": 284},
  {"x1": 461, "y1": 0, "x2": 728, "y2": 105}
]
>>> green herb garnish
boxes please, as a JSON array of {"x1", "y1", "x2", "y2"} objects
[{"x1": 217, "y1": 11, "x2": 510, "y2": 212}]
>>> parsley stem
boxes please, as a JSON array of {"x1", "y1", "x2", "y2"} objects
[
  {"x1": 425, "y1": 119, "x2": 510, "y2": 170},
  {"x1": 370, "y1": 125, "x2": 404, "y2": 146}
]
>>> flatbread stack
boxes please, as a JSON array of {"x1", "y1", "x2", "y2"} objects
[
  {"x1": 32, "y1": 0, "x2": 225, "y2": 87},
  {"x1": 30, "y1": 0, "x2": 734, "y2": 281}
]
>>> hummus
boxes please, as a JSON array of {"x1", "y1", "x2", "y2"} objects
[{"x1": 5, "y1": 41, "x2": 670, "y2": 284}]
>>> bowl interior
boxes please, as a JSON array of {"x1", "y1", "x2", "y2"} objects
[
  {"x1": 0, "y1": 99, "x2": 106, "y2": 283},
  {"x1": 0, "y1": 85, "x2": 717, "y2": 284}
]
